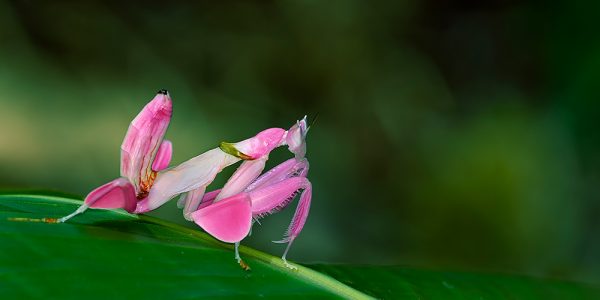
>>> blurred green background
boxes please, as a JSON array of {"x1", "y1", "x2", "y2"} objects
[{"x1": 1, "y1": 0, "x2": 600, "y2": 284}]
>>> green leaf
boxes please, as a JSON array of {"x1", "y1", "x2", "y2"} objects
[
  {"x1": 1, "y1": 193, "x2": 599, "y2": 299},
  {"x1": 310, "y1": 265, "x2": 600, "y2": 299},
  {"x1": 0, "y1": 193, "x2": 369, "y2": 299}
]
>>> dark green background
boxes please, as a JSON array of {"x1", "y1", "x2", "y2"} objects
[{"x1": 1, "y1": 0, "x2": 599, "y2": 284}]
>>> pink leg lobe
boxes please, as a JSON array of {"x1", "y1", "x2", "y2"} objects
[
  {"x1": 191, "y1": 193, "x2": 253, "y2": 243},
  {"x1": 60, "y1": 177, "x2": 137, "y2": 222}
]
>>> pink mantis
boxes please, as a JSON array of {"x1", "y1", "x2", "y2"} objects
[{"x1": 60, "y1": 90, "x2": 313, "y2": 270}]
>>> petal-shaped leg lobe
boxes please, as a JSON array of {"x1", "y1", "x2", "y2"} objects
[
  {"x1": 215, "y1": 157, "x2": 267, "y2": 202},
  {"x1": 61, "y1": 177, "x2": 137, "y2": 222},
  {"x1": 85, "y1": 177, "x2": 137, "y2": 213},
  {"x1": 152, "y1": 140, "x2": 173, "y2": 171},
  {"x1": 192, "y1": 194, "x2": 252, "y2": 243}
]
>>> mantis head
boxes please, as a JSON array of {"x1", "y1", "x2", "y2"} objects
[{"x1": 285, "y1": 116, "x2": 309, "y2": 159}]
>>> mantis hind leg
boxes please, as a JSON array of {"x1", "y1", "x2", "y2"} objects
[
  {"x1": 60, "y1": 177, "x2": 137, "y2": 222},
  {"x1": 248, "y1": 176, "x2": 312, "y2": 269},
  {"x1": 235, "y1": 242, "x2": 251, "y2": 271},
  {"x1": 274, "y1": 238, "x2": 297, "y2": 270},
  {"x1": 235, "y1": 242, "x2": 241, "y2": 262}
]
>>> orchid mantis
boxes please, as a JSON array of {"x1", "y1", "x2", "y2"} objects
[
  {"x1": 139, "y1": 118, "x2": 309, "y2": 219},
  {"x1": 185, "y1": 118, "x2": 311, "y2": 269},
  {"x1": 60, "y1": 90, "x2": 173, "y2": 222},
  {"x1": 58, "y1": 89, "x2": 313, "y2": 270},
  {"x1": 135, "y1": 116, "x2": 312, "y2": 269}
]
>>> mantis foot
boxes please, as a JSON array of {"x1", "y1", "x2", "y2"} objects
[
  {"x1": 238, "y1": 258, "x2": 251, "y2": 271},
  {"x1": 282, "y1": 258, "x2": 297, "y2": 270},
  {"x1": 235, "y1": 242, "x2": 251, "y2": 271},
  {"x1": 59, "y1": 204, "x2": 89, "y2": 223}
]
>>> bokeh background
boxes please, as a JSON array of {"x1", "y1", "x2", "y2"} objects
[{"x1": 1, "y1": 0, "x2": 600, "y2": 284}]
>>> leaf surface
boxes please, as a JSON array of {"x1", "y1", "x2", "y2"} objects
[{"x1": 1, "y1": 193, "x2": 598, "y2": 299}]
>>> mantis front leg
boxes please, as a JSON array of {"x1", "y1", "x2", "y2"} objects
[{"x1": 214, "y1": 156, "x2": 268, "y2": 202}]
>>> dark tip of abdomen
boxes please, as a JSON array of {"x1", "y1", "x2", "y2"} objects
[{"x1": 157, "y1": 89, "x2": 169, "y2": 95}]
